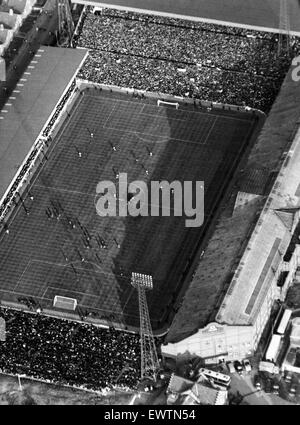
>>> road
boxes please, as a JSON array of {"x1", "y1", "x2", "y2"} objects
[{"x1": 230, "y1": 373, "x2": 293, "y2": 405}]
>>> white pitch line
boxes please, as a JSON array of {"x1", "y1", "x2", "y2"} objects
[
  {"x1": 106, "y1": 125, "x2": 201, "y2": 145},
  {"x1": 47, "y1": 285, "x2": 102, "y2": 299},
  {"x1": 13, "y1": 260, "x2": 32, "y2": 292},
  {"x1": 203, "y1": 116, "x2": 218, "y2": 145},
  {"x1": 9, "y1": 97, "x2": 16, "y2": 100},
  {"x1": 114, "y1": 286, "x2": 135, "y2": 311},
  {"x1": 140, "y1": 112, "x2": 187, "y2": 122},
  {"x1": 13, "y1": 90, "x2": 20, "y2": 93},
  {"x1": 102, "y1": 103, "x2": 116, "y2": 128},
  {"x1": 41, "y1": 285, "x2": 49, "y2": 300},
  {"x1": 31, "y1": 258, "x2": 113, "y2": 279}
]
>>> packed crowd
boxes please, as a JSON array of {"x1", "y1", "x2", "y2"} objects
[
  {"x1": 79, "y1": 50, "x2": 275, "y2": 110},
  {"x1": 42, "y1": 79, "x2": 76, "y2": 138},
  {"x1": 76, "y1": 8, "x2": 300, "y2": 112},
  {"x1": 0, "y1": 308, "x2": 141, "y2": 391}
]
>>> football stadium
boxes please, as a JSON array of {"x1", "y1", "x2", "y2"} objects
[{"x1": 0, "y1": 0, "x2": 300, "y2": 397}]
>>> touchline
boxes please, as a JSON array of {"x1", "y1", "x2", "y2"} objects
[{"x1": 95, "y1": 173, "x2": 204, "y2": 228}]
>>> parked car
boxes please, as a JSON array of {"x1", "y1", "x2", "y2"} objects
[
  {"x1": 254, "y1": 374, "x2": 262, "y2": 390},
  {"x1": 272, "y1": 379, "x2": 280, "y2": 395},
  {"x1": 243, "y1": 359, "x2": 252, "y2": 373},
  {"x1": 234, "y1": 361, "x2": 243, "y2": 375},
  {"x1": 284, "y1": 372, "x2": 292, "y2": 383},
  {"x1": 227, "y1": 361, "x2": 235, "y2": 374},
  {"x1": 288, "y1": 384, "x2": 298, "y2": 397},
  {"x1": 264, "y1": 378, "x2": 272, "y2": 393}
]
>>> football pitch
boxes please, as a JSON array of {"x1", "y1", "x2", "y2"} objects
[{"x1": 0, "y1": 88, "x2": 259, "y2": 329}]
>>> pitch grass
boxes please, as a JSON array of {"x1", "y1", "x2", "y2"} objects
[{"x1": 0, "y1": 88, "x2": 258, "y2": 329}]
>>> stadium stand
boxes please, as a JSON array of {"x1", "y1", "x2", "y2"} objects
[
  {"x1": 0, "y1": 307, "x2": 142, "y2": 391},
  {"x1": 162, "y1": 65, "x2": 300, "y2": 362},
  {"x1": 76, "y1": 8, "x2": 300, "y2": 112},
  {"x1": 72, "y1": 0, "x2": 300, "y2": 35},
  {"x1": 1, "y1": 0, "x2": 300, "y2": 391}
]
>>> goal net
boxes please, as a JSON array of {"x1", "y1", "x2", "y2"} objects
[
  {"x1": 53, "y1": 295, "x2": 77, "y2": 311},
  {"x1": 157, "y1": 99, "x2": 179, "y2": 109}
]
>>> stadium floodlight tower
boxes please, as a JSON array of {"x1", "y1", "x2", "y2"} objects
[
  {"x1": 57, "y1": 0, "x2": 74, "y2": 47},
  {"x1": 131, "y1": 272, "x2": 159, "y2": 382},
  {"x1": 278, "y1": 0, "x2": 290, "y2": 55}
]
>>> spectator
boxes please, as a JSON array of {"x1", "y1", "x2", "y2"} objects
[
  {"x1": 0, "y1": 308, "x2": 142, "y2": 391},
  {"x1": 75, "y1": 8, "x2": 300, "y2": 113}
]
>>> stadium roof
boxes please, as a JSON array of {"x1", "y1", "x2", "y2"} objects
[
  {"x1": 75, "y1": 0, "x2": 300, "y2": 35},
  {"x1": 167, "y1": 65, "x2": 300, "y2": 343},
  {"x1": 0, "y1": 46, "x2": 88, "y2": 203}
]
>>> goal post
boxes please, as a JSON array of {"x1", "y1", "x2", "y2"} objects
[
  {"x1": 53, "y1": 295, "x2": 77, "y2": 311},
  {"x1": 157, "y1": 99, "x2": 179, "y2": 109}
]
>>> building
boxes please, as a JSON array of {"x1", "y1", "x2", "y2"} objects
[
  {"x1": 162, "y1": 66, "x2": 300, "y2": 364},
  {"x1": 0, "y1": 0, "x2": 36, "y2": 55},
  {"x1": 282, "y1": 318, "x2": 300, "y2": 373},
  {"x1": 290, "y1": 317, "x2": 300, "y2": 345},
  {"x1": 162, "y1": 322, "x2": 254, "y2": 363},
  {"x1": 166, "y1": 373, "x2": 227, "y2": 405}
]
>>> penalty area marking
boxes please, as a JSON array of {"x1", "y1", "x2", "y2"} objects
[
  {"x1": 134, "y1": 130, "x2": 210, "y2": 146},
  {"x1": 32, "y1": 258, "x2": 113, "y2": 279},
  {"x1": 45, "y1": 286, "x2": 101, "y2": 301},
  {"x1": 13, "y1": 260, "x2": 33, "y2": 292}
]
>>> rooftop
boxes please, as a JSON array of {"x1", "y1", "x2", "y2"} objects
[
  {"x1": 167, "y1": 373, "x2": 227, "y2": 405},
  {"x1": 182, "y1": 383, "x2": 227, "y2": 405},
  {"x1": 218, "y1": 67, "x2": 300, "y2": 326},
  {"x1": 0, "y1": 46, "x2": 88, "y2": 203}
]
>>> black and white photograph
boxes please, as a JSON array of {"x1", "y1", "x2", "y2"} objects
[{"x1": 0, "y1": 0, "x2": 300, "y2": 413}]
